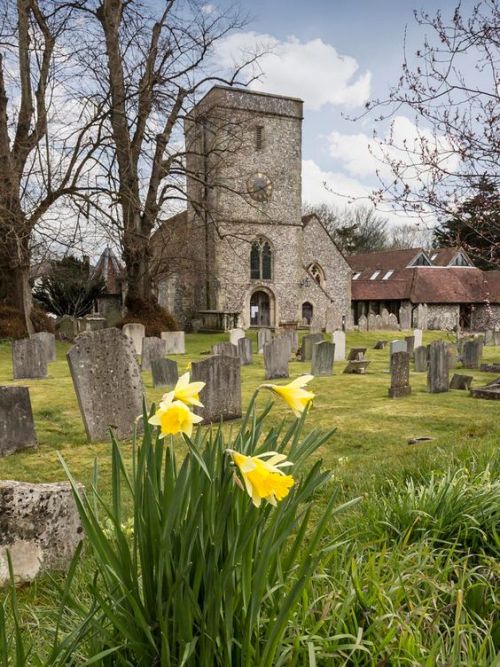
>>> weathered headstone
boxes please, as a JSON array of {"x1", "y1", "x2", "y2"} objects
[
  {"x1": 470, "y1": 377, "x2": 500, "y2": 400},
  {"x1": 238, "y1": 337, "x2": 253, "y2": 365},
  {"x1": 229, "y1": 328, "x2": 245, "y2": 346},
  {"x1": 212, "y1": 342, "x2": 239, "y2": 358},
  {"x1": 347, "y1": 347, "x2": 367, "y2": 361},
  {"x1": 374, "y1": 340, "x2": 386, "y2": 350},
  {"x1": 358, "y1": 314, "x2": 368, "y2": 331},
  {"x1": 462, "y1": 339, "x2": 482, "y2": 369},
  {"x1": 302, "y1": 333, "x2": 324, "y2": 362},
  {"x1": 0, "y1": 481, "x2": 83, "y2": 586},
  {"x1": 151, "y1": 358, "x2": 179, "y2": 388},
  {"x1": 427, "y1": 341, "x2": 449, "y2": 393},
  {"x1": 12, "y1": 339, "x2": 47, "y2": 379},
  {"x1": 258, "y1": 328, "x2": 272, "y2": 353},
  {"x1": 447, "y1": 343, "x2": 458, "y2": 370},
  {"x1": 0, "y1": 387, "x2": 37, "y2": 457},
  {"x1": 332, "y1": 331, "x2": 346, "y2": 361},
  {"x1": 58, "y1": 315, "x2": 78, "y2": 341},
  {"x1": 413, "y1": 329, "x2": 423, "y2": 349},
  {"x1": 343, "y1": 360, "x2": 370, "y2": 374},
  {"x1": 30, "y1": 332, "x2": 56, "y2": 362},
  {"x1": 404, "y1": 335, "x2": 415, "y2": 356},
  {"x1": 389, "y1": 351, "x2": 411, "y2": 398},
  {"x1": 311, "y1": 341, "x2": 335, "y2": 376},
  {"x1": 388, "y1": 313, "x2": 399, "y2": 330},
  {"x1": 83, "y1": 315, "x2": 106, "y2": 332},
  {"x1": 450, "y1": 373, "x2": 473, "y2": 390},
  {"x1": 414, "y1": 346, "x2": 428, "y2": 372},
  {"x1": 191, "y1": 356, "x2": 241, "y2": 423},
  {"x1": 280, "y1": 329, "x2": 299, "y2": 356},
  {"x1": 67, "y1": 328, "x2": 144, "y2": 442},
  {"x1": 141, "y1": 337, "x2": 167, "y2": 371},
  {"x1": 390, "y1": 340, "x2": 407, "y2": 356},
  {"x1": 263, "y1": 338, "x2": 289, "y2": 379},
  {"x1": 161, "y1": 331, "x2": 185, "y2": 355},
  {"x1": 480, "y1": 363, "x2": 500, "y2": 373},
  {"x1": 367, "y1": 313, "x2": 376, "y2": 331},
  {"x1": 122, "y1": 323, "x2": 145, "y2": 356}
]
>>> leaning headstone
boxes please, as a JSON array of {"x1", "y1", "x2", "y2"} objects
[
  {"x1": 374, "y1": 340, "x2": 386, "y2": 350},
  {"x1": 122, "y1": 323, "x2": 145, "y2": 356},
  {"x1": 191, "y1": 356, "x2": 241, "y2": 423},
  {"x1": 311, "y1": 341, "x2": 335, "y2": 376},
  {"x1": 161, "y1": 331, "x2": 185, "y2": 355},
  {"x1": 450, "y1": 373, "x2": 473, "y2": 390},
  {"x1": 229, "y1": 328, "x2": 245, "y2": 346},
  {"x1": 447, "y1": 344, "x2": 458, "y2": 371},
  {"x1": 238, "y1": 337, "x2": 253, "y2": 365},
  {"x1": 390, "y1": 340, "x2": 407, "y2": 356},
  {"x1": 302, "y1": 333, "x2": 324, "y2": 362},
  {"x1": 141, "y1": 337, "x2": 167, "y2": 371},
  {"x1": 404, "y1": 335, "x2": 415, "y2": 356},
  {"x1": 263, "y1": 338, "x2": 289, "y2": 379},
  {"x1": 0, "y1": 480, "x2": 83, "y2": 586},
  {"x1": 427, "y1": 341, "x2": 449, "y2": 393},
  {"x1": 258, "y1": 328, "x2": 272, "y2": 353},
  {"x1": 67, "y1": 328, "x2": 144, "y2": 442},
  {"x1": 462, "y1": 339, "x2": 482, "y2": 369},
  {"x1": 388, "y1": 351, "x2": 411, "y2": 398},
  {"x1": 0, "y1": 386, "x2": 37, "y2": 457},
  {"x1": 12, "y1": 339, "x2": 47, "y2": 379},
  {"x1": 347, "y1": 347, "x2": 367, "y2": 361},
  {"x1": 470, "y1": 377, "x2": 500, "y2": 400},
  {"x1": 212, "y1": 342, "x2": 239, "y2": 358},
  {"x1": 343, "y1": 360, "x2": 370, "y2": 374},
  {"x1": 413, "y1": 329, "x2": 423, "y2": 349},
  {"x1": 30, "y1": 332, "x2": 56, "y2": 362},
  {"x1": 332, "y1": 331, "x2": 346, "y2": 361},
  {"x1": 414, "y1": 346, "x2": 428, "y2": 372},
  {"x1": 151, "y1": 358, "x2": 179, "y2": 388}
]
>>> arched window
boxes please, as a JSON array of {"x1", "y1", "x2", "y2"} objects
[
  {"x1": 250, "y1": 237, "x2": 273, "y2": 280},
  {"x1": 302, "y1": 302, "x2": 313, "y2": 325},
  {"x1": 309, "y1": 263, "x2": 325, "y2": 287}
]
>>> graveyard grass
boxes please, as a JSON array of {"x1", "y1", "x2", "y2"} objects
[{"x1": 1, "y1": 330, "x2": 499, "y2": 663}]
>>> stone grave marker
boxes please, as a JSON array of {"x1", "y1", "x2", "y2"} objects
[
  {"x1": 58, "y1": 315, "x2": 78, "y2": 341},
  {"x1": 413, "y1": 329, "x2": 423, "y2": 348},
  {"x1": 67, "y1": 328, "x2": 144, "y2": 442},
  {"x1": 83, "y1": 315, "x2": 106, "y2": 332},
  {"x1": 257, "y1": 328, "x2": 272, "y2": 353},
  {"x1": 450, "y1": 373, "x2": 473, "y2": 390},
  {"x1": 0, "y1": 386, "x2": 37, "y2": 457},
  {"x1": 358, "y1": 314, "x2": 368, "y2": 331},
  {"x1": 447, "y1": 344, "x2": 458, "y2": 370},
  {"x1": 470, "y1": 377, "x2": 500, "y2": 400},
  {"x1": 332, "y1": 331, "x2": 346, "y2": 361},
  {"x1": 389, "y1": 351, "x2": 411, "y2": 398},
  {"x1": 404, "y1": 335, "x2": 415, "y2": 356},
  {"x1": 311, "y1": 341, "x2": 335, "y2": 376},
  {"x1": 374, "y1": 340, "x2": 386, "y2": 350},
  {"x1": 229, "y1": 328, "x2": 245, "y2": 346},
  {"x1": 122, "y1": 323, "x2": 145, "y2": 356},
  {"x1": 0, "y1": 480, "x2": 83, "y2": 586},
  {"x1": 191, "y1": 356, "x2": 241, "y2": 423},
  {"x1": 390, "y1": 340, "x2": 407, "y2": 356},
  {"x1": 388, "y1": 313, "x2": 399, "y2": 329},
  {"x1": 30, "y1": 332, "x2": 56, "y2": 362},
  {"x1": 141, "y1": 337, "x2": 167, "y2": 371},
  {"x1": 343, "y1": 360, "x2": 370, "y2": 374},
  {"x1": 161, "y1": 331, "x2": 185, "y2": 355},
  {"x1": 151, "y1": 358, "x2": 179, "y2": 388},
  {"x1": 12, "y1": 339, "x2": 47, "y2": 379},
  {"x1": 414, "y1": 346, "x2": 428, "y2": 372},
  {"x1": 212, "y1": 342, "x2": 239, "y2": 358},
  {"x1": 238, "y1": 337, "x2": 253, "y2": 365},
  {"x1": 462, "y1": 339, "x2": 482, "y2": 369},
  {"x1": 427, "y1": 341, "x2": 449, "y2": 393},
  {"x1": 302, "y1": 333, "x2": 324, "y2": 362},
  {"x1": 347, "y1": 347, "x2": 367, "y2": 361},
  {"x1": 480, "y1": 363, "x2": 500, "y2": 373},
  {"x1": 484, "y1": 329, "x2": 494, "y2": 346},
  {"x1": 263, "y1": 338, "x2": 289, "y2": 379}
]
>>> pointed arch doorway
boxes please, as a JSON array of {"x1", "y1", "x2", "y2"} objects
[{"x1": 250, "y1": 289, "x2": 273, "y2": 327}]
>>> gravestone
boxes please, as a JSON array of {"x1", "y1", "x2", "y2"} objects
[
  {"x1": 347, "y1": 347, "x2": 367, "y2": 361},
  {"x1": 462, "y1": 340, "x2": 482, "y2": 369},
  {"x1": 257, "y1": 328, "x2": 272, "y2": 353},
  {"x1": 191, "y1": 356, "x2": 241, "y2": 423},
  {"x1": 0, "y1": 480, "x2": 83, "y2": 587},
  {"x1": 238, "y1": 337, "x2": 253, "y2": 365},
  {"x1": 280, "y1": 329, "x2": 299, "y2": 356},
  {"x1": 374, "y1": 340, "x2": 386, "y2": 350},
  {"x1": 12, "y1": 339, "x2": 47, "y2": 379},
  {"x1": 302, "y1": 333, "x2": 324, "y2": 362},
  {"x1": 447, "y1": 344, "x2": 458, "y2": 370},
  {"x1": 427, "y1": 341, "x2": 449, "y2": 393},
  {"x1": 388, "y1": 313, "x2": 399, "y2": 330},
  {"x1": 122, "y1": 323, "x2": 145, "y2": 356},
  {"x1": 343, "y1": 360, "x2": 370, "y2": 374},
  {"x1": 470, "y1": 377, "x2": 500, "y2": 400},
  {"x1": 450, "y1": 373, "x2": 473, "y2": 390},
  {"x1": 141, "y1": 337, "x2": 167, "y2": 371},
  {"x1": 161, "y1": 331, "x2": 185, "y2": 355},
  {"x1": 389, "y1": 351, "x2": 411, "y2": 398},
  {"x1": 480, "y1": 363, "x2": 500, "y2": 373},
  {"x1": 58, "y1": 315, "x2": 78, "y2": 341},
  {"x1": 332, "y1": 331, "x2": 346, "y2": 361},
  {"x1": 263, "y1": 338, "x2": 289, "y2": 379},
  {"x1": 83, "y1": 315, "x2": 106, "y2": 332},
  {"x1": 212, "y1": 342, "x2": 239, "y2": 358},
  {"x1": 484, "y1": 329, "x2": 494, "y2": 346},
  {"x1": 404, "y1": 335, "x2": 415, "y2": 356},
  {"x1": 358, "y1": 314, "x2": 368, "y2": 331},
  {"x1": 414, "y1": 346, "x2": 428, "y2": 372},
  {"x1": 367, "y1": 313, "x2": 376, "y2": 331},
  {"x1": 31, "y1": 332, "x2": 56, "y2": 362},
  {"x1": 390, "y1": 340, "x2": 407, "y2": 356},
  {"x1": 413, "y1": 329, "x2": 423, "y2": 349},
  {"x1": 67, "y1": 328, "x2": 144, "y2": 442},
  {"x1": 151, "y1": 358, "x2": 179, "y2": 388},
  {"x1": 311, "y1": 341, "x2": 335, "y2": 376},
  {"x1": 0, "y1": 387, "x2": 37, "y2": 457},
  {"x1": 229, "y1": 328, "x2": 245, "y2": 346}
]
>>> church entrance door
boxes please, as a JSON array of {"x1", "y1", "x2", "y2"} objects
[{"x1": 250, "y1": 290, "x2": 271, "y2": 326}]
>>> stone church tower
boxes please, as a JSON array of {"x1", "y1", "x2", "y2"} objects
[{"x1": 152, "y1": 86, "x2": 351, "y2": 330}]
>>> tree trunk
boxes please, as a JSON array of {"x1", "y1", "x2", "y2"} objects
[
  {"x1": 123, "y1": 242, "x2": 154, "y2": 307},
  {"x1": 0, "y1": 261, "x2": 33, "y2": 334}
]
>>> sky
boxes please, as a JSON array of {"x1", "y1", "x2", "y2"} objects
[{"x1": 209, "y1": 0, "x2": 460, "y2": 226}]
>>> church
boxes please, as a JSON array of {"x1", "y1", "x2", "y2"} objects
[{"x1": 151, "y1": 86, "x2": 351, "y2": 331}]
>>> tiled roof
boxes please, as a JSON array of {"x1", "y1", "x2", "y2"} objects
[{"x1": 348, "y1": 248, "x2": 429, "y2": 275}]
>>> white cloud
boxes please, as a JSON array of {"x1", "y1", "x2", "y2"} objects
[
  {"x1": 201, "y1": 3, "x2": 215, "y2": 14},
  {"x1": 214, "y1": 32, "x2": 371, "y2": 110}
]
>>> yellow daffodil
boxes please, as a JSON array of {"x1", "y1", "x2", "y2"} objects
[
  {"x1": 260, "y1": 375, "x2": 315, "y2": 417},
  {"x1": 160, "y1": 371, "x2": 205, "y2": 408},
  {"x1": 227, "y1": 449, "x2": 295, "y2": 507},
  {"x1": 149, "y1": 400, "x2": 202, "y2": 438}
]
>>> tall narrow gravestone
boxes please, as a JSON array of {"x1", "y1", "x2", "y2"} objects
[
  {"x1": 280, "y1": 329, "x2": 299, "y2": 356},
  {"x1": 427, "y1": 341, "x2": 449, "y2": 393},
  {"x1": 263, "y1": 338, "x2": 289, "y2": 379},
  {"x1": 413, "y1": 329, "x2": 423, "y2": 349},
  {"x1": 30, "y1": 332, "x2": 56, "y2": 362},
  {"x1": 0, "y1": 386, "x2": 37, "y2": 457},
  {"x1": 191, "y1": 356, "x2": 241, "y2": 424},
  {"x1": 161, "y1": 331, "x2": 185, "y2": 354},
  {"x1": 229, "y1": 328, "x2": 245, "y2": 346},
  {"x1": 12, "y1": 339, "x2": 47, "y2": 379},
  {"x1": 404, "y1": 335, "x2": 415, "y2": 356},
  {"x1": 141, "y1": 337, "x2": 167, "y2": 371},
  {"x1": 447, "y1": 344, "x2": 458, "y2": 370},
  {"x1": 238, "y1": 337, "x2": 253, "y2": 365},
  {"x1": 122, "y1": 323, "x2": 145, "y2": 356},
  {"x1": 389, "y1": 351, "x2": 411, "y2": 398},
  {"x1": 462, "y1": 340, "x2": 482, "y2": 369},
  {"x1": 67, "y1": 328, "x2": 144, "y2": 442},
  {"x1": 258, "y1": 328, "x2": 272, "y2": 353},
  {"x1": 212, "y1": 342, "x2": 239, "y2": 358},
  {"x1": 311, "y1": 341, "x2": 335, "y2": 376},
  {"x1": 301, "y1": 333, "x2": 324, "y2": 362},
  {"x1": 332, "y1": 331, "x2": 346, "y2": 361},
  {"x1": 151, "y1": 358, "x2": 179, "y2": 389},
  {"x1": 414, "y1": 346, "x2": 428, "y2": 372}
]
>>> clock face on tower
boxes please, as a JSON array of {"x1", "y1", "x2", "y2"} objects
[{"x1": 247, "y1": 172, "x2": 273, "y2": 202}]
